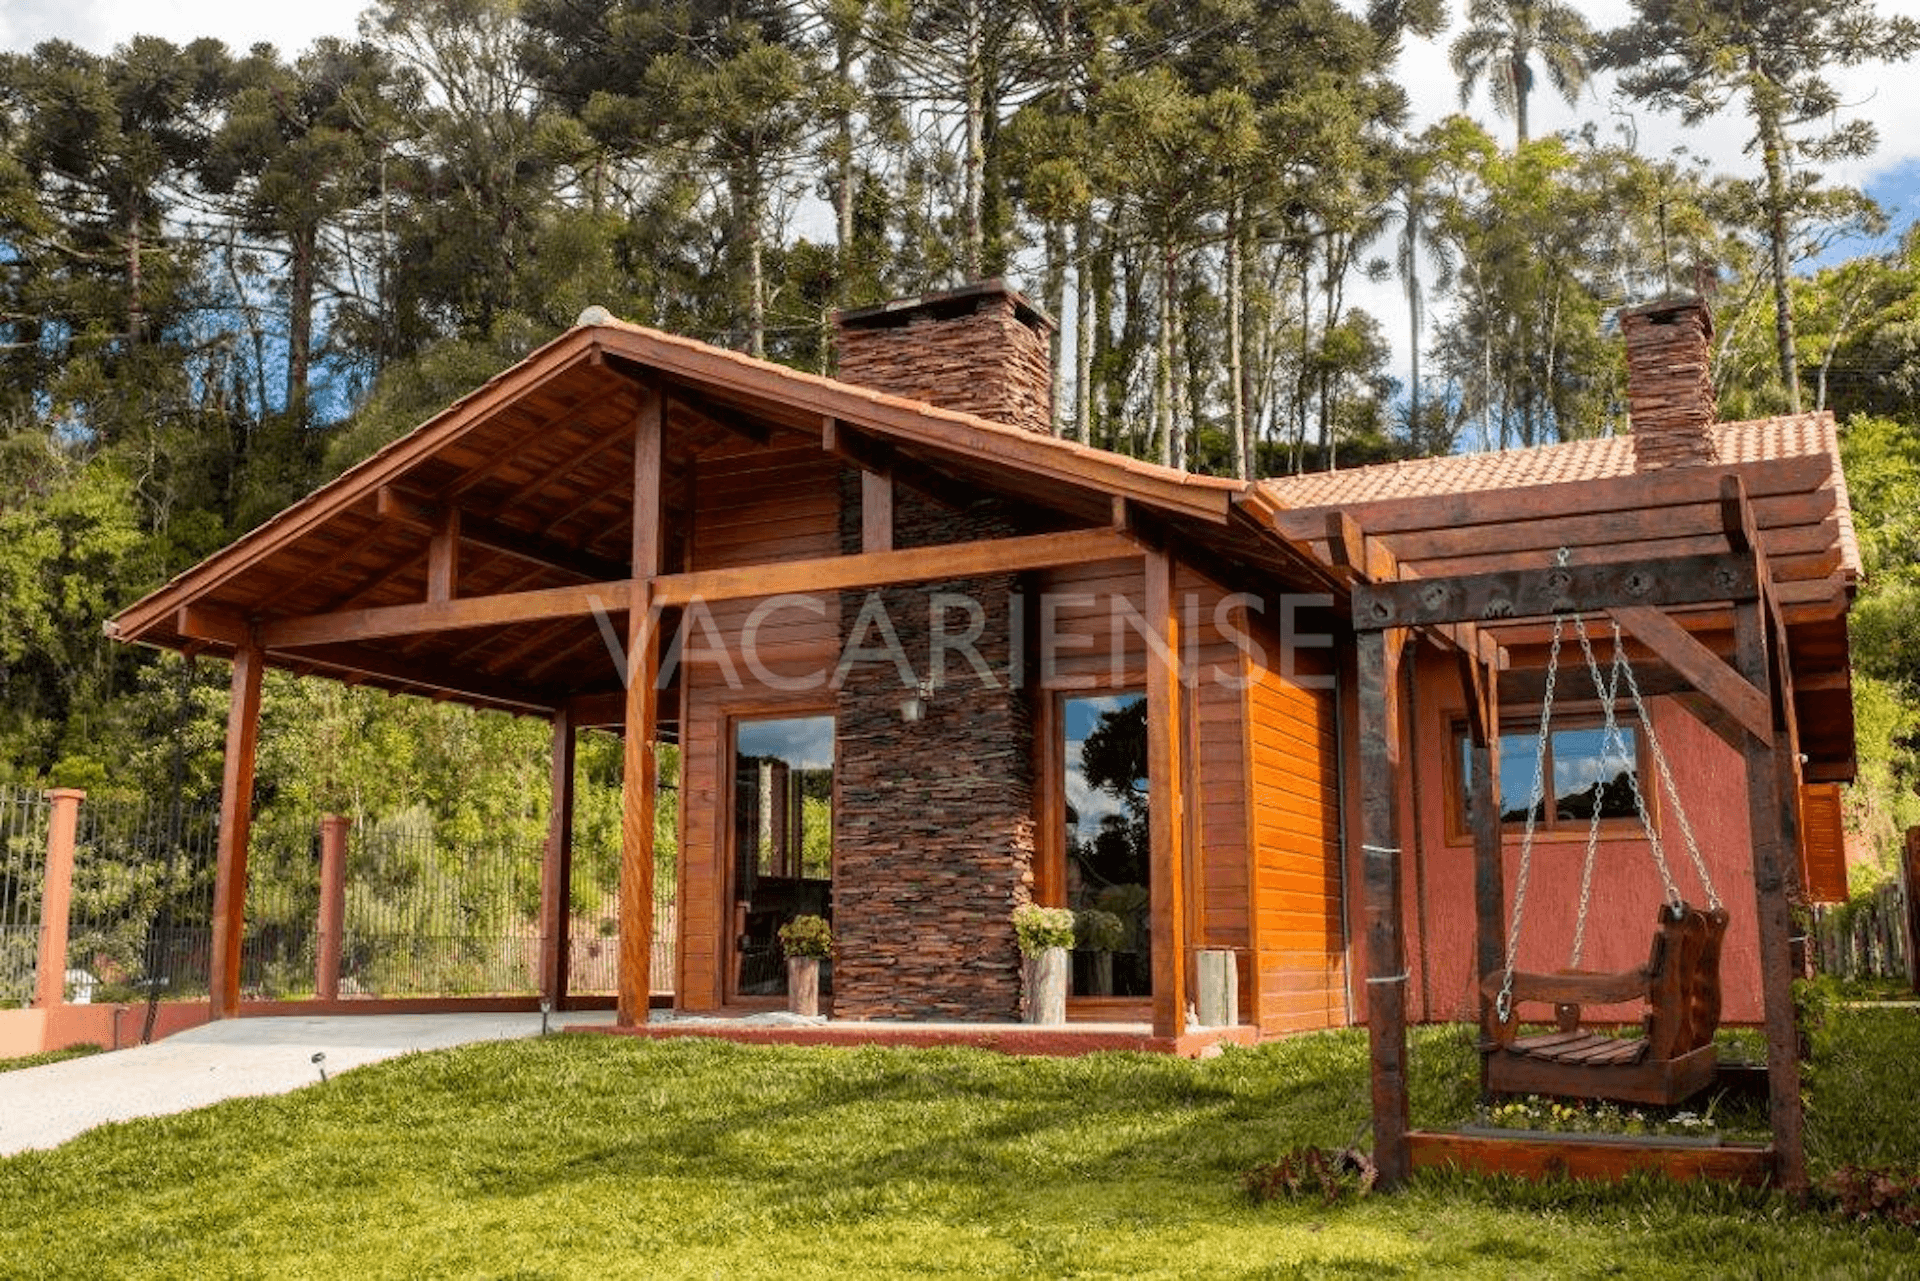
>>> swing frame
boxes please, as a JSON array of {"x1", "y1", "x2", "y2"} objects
[{"x1": 1345, "y1": 475, "x2": 1810, "y2": 1194}]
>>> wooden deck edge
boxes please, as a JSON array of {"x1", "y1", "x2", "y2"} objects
[
  {"x1": 572, "y1": 1022, "x2": 1259, "y2": 1058},
  {"x1": 1408, "y1": 1130, "x2": 1776, "y2": 1186},
  {"x1": 237, "y1": 993, "x2": 631, "y2": 1018}
]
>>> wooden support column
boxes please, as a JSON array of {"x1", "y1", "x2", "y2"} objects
[
  {"x1": 1145, "y1": 548, "x2": 1188, "y2": 1039},
  {"x1": 1357, "y1": 626, "x2": 1411, "y2": 1188},
  {"x1": 1733, "y1": 594, "x2": 1808, "y2": 1195},
  {"x1": 427, "y1": 506, "x2": 460, "y2": 602},
  {"x1": 541, "y1": 706, "x2": 577, "y2": 1011},
  {"x1": 316, "y1": 815, "x2": 348, "y2": 1002},
  {"x1": 210, "y1": 644, "x2": 264, "y2": 1019},
  {"x1": 862, "y1": 470, "x2": 893, "y2": 553},
  {"x1": 617, "y1": 388, "x2": 665, "y2": 1027},
  {"x1": 1460, "y1": 649, "x2": 1503, "y2": 1097},
  {"x1": 35, "y1": 789, "x2": 84, "y2": 1009}
]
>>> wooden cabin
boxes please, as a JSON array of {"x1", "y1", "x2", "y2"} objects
[{"x1": 108, "y1": 284, "x2": 1856, "y2": 1055}]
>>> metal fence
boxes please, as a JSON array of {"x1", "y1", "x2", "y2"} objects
[
  {"x1": 0, "y1": 788, "x2": 51, "y2": 1007},
  {"x1": 66, "y1": 793, "x2": 219, "y2": 1005}
]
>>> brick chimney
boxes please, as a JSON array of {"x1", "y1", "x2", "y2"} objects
[
  {"x1": 1622, "y1": 296, "x2": 1719, "y2": 470},
  {"x1": 833, "y1": 280, "x2": 1055, "y2": 436}
]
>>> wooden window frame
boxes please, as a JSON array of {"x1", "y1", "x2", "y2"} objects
[{"x1": 1443, "y1": 707, "x2": 1657, "y2": 846}]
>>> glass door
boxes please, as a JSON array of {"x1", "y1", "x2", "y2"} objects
[{"x1": 731, "y1": 715, "x2": 834, "y2": 997}]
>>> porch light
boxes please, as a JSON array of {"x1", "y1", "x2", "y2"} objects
[{"x1": 900, "y1": 677, "x2": 936, "y2": 723}]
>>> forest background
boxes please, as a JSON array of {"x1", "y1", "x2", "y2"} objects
[{"x1": 4, "y1": 0, "x2": 1920, "y2": 955}]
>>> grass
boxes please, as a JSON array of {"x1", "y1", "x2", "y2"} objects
[
  {"x1": 1, "y1": 1014, "x2": 1917, "y2": 1279},
  {"x1": 0, "y1": 1044, "x2": 102, "y2": 1075}
]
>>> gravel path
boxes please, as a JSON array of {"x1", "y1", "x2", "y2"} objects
[{"x1": 0, "y1": 1010, "x2": 616, "y2": 1156}]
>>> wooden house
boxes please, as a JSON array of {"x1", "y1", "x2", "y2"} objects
[{"x1": 109, "y1": 284, "x2": 1856, "y2": 1069}]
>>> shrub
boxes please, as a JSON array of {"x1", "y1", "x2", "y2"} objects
[
  {"x1": 1074, "y1": 908, "x2": 1126, "y2": 952},
  {"x1": 1011, "y1": 904, "x2": 1075, "y2": 958},
  {"x1": 777, "y1": 914, "x2": 832, "y2": 959},
  {"x1": 1825, "y1": 1164, "x2": 1920, "y2": 1228}
]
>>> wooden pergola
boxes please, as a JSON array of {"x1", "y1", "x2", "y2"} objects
[
  {"x1": 1326, "y1": 472, "x2": 1830, "y2": 1195},
  {"x1": 107, "y1": 316, "x2": 1338, "y2": 1038}
]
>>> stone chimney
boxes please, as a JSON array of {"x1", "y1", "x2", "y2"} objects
[
  {"x1": 833, "y1": 280, "x2": 1055, "y2": 436},
  {"x1": 1622, "y1": 296, "x2": 1719, "y2": 470}
]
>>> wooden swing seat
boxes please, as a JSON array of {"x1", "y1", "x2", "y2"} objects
[{"x1": 1481, "y1": 902, "x2": 1729, "y2": 1107}]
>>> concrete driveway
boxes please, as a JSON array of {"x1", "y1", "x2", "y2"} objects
[{"x1": 0, "y1": 1009, "x2": 616, "y2": 1156}]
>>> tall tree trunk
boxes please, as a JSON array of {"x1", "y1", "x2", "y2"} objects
[
  {"x1": 1074, "y1": 209, "x2": 1095, "y2": 444},
  {"x1": 1755, "y1": 94, "x2": 1802, "y2": 412},
  {"x1": 1044, "y1": 219, "x2": 1066, "y2": 435},
  {"x1": 1226, "y1": 194, "x2": 1249, "y2": 479},
  {"x1": 961, "y1": 0, "x2": 985, "y2": 279},
  {"x1": 1156, "y1": 241, "x2": 1175, "y2": 468},
  {"x1": 288, "y1": 224, "x2": 316, "y2": 420},
  {"x1": 1512, "y1": 50, "x2": 1529, "y2": 148},
  {"x1": 834, "y1": 33, "x2": 856, "y2": 256},
  {"x1": 126, "y1": 200, "x2": 144, "y2": 349}
]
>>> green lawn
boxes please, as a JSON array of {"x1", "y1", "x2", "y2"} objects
[
  {"x1": 2, "y1": 1012, "x2": 1916, "y2": 1279},
  {"x1": 0, "y1": 1044, "x2": 101, "y2": 1075}
]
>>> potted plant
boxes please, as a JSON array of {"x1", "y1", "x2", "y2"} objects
[
  {"x1": 1074, "y1": 908, "x2": 1125, "y2": 997},
  {"x1": 777, "y1": 914, "x2": 832, "y2": 1017},
  {"x1": 1012, "y1": 903, "x2": 1075, "y2": 1024}
]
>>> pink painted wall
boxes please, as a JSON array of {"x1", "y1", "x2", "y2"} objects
[
  {"x1": 0, "y1": 1002, "x2": 213, "y2": 1059},
  {"x1": 1396, "y1": 657, "x2": 1764, "y2": 1025}
]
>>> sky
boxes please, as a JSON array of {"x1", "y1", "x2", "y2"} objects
[{"x1": 7, "y1": 0, "x2": 1920, "y2": 400}]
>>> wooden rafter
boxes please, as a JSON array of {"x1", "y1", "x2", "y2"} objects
[{"x1": 378, "y1": 486, "x2": 631, "y2": 583}]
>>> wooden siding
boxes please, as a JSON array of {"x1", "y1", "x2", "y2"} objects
[
  {"x1": 1245, "y1": 639, "x2": 1346, "y2": 1035},
  {"x1": 675, "y1": 438, "x2": 847, "y2": 1010}
]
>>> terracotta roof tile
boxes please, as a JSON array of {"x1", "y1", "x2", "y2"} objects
[{"x1": 1257, "y1": 414, "x2": 1860, "y2": 575}]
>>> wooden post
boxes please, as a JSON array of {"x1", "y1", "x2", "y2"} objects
[
  {"x1": 861, "y1": 470, "x2": 893, "y2": 553},
  {"x1": 1357, "y1": 627, "x2": 1411, "y2": 1187},
  {"x1": 34, "y1": 789, "x2": 84, "y2": 1009},
  {"x1": 1145, "y1": 548, "x2": 1187, "y2": 1039},
  {"x1": 316, "y1": 815, "x2": 348, "y2": 1002},
  {"x1": 1461, "y1": 650, "x2": 1503, "y2": 1096},
  {"x1": 540, "y1": 707, "x2": 577, "y2": 1011},
  {"x1": 210, "y1": 644, "x2": 264, "y2": 1019},
  {"x1": 617, "y1": 388, "x2": 664, "y2": 1027},
  {"x1": 1733, "y1": 595, "x2": 1808, "y2": 1195}
]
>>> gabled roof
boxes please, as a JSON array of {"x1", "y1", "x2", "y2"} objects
[{"x1": 108, "y1": 316, "x2": 1326, "y2": 714}]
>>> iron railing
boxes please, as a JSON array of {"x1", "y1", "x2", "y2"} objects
[{"x1": 0, "y1": 788, "x2": 51, "y2": 1007}]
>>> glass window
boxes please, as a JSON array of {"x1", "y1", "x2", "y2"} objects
[
  {"x1": 1062, "y1": 694, "x2": 1151, "y2": 997},
  {"x1": 733, "y1": 716, "x2": 834, "y2": 996},
  {"x1": 1459, "y1": 721, "x2": 1641, "y2": 834}
]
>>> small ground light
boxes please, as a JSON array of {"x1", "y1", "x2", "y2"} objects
[
  {"x1": 311, "y1": 1051, "x2": 327, "y2": 1083},
  {"x1": 540, "y1": 998, "x2": 552, "y2": 1036}
]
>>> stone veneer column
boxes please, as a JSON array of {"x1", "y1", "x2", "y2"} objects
[{"x1": 830, "y1": 480, "x2": 1038, "y2": 1021}]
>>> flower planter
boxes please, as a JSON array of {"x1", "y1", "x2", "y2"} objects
[
  {"x1": 787, "y1": 957, "x2": 821, "y2": 1017},
  {"x1": 1408, "y1": 1129, "x2": 1774, "y2": 1186},
  {"x1": 1023, "y1": 946, "x2": 1068, "y2": 1025}
]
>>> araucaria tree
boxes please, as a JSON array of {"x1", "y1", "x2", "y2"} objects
[{"x1": 1602, "y1": 0, "x2": 1920, "y2": 413}]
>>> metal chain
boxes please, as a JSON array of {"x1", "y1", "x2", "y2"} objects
[
  {"x1": 1612, "y1": 619, "x2": 1721, "y2": 911},
  {"x1": 1567, "y1": 612, "x2": 1623, "y2": 967},
  {"x1": 1496, "y1": 608, "x2": 1565, "y2": 1026}
]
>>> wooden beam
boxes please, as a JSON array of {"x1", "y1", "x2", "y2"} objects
[
  {"x1": 1462, "y1": 645, "x2": 1504, "y2": 1096},
  {"x1": 862, "y1": 470, "x2": 893, "y2": 553},
  {"x1": 176, "y1": 604, "x2": 251, "y2": 649},
  {"x1": 1613, "y1": 604, "x2": 1771, "y2": 743},
  {"x1": 541, "y1": 706, "x2": 576, "y2": 1010},
  {"x1": 427, "y1": 504, "x2": 460, "y2": 603},
  {"x1": 1144, "y1": 548, "x2": 1187, "y2": 1040},
  {"x1": 1733, "y1": 592, "x2": 1808, "y2": 1196},
  {"x1": 210, "y1": 645, "x2": 264, "y2": 1019},
  {"x1": 283, "y1": 641, "x2": 559, "y2": 713},
  {"x1": 618, "y1": 386, "x2": 665, "y2": 1027},
  {"x1": 653, "y1": 528, "x2": 1139, "y2": 606},
  {"x1": 665, "y1": 382, "x2": 772, "y2": 448},
  {"x1": 1359, "y1": 626, "x2": 1411, "y2": 1188},
  {"x1": 1353, "y1": 553, "x2": 1760, "y2": 631},
  {"x1": 378, "y1": 485, "x2": 631, "y2": 583},
  {"x1": 258, "y1": 580, "x2": 633, "y2": 650},
  {"x1": 824, "y1": 417, "x2": 977, "y2": 513}
]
